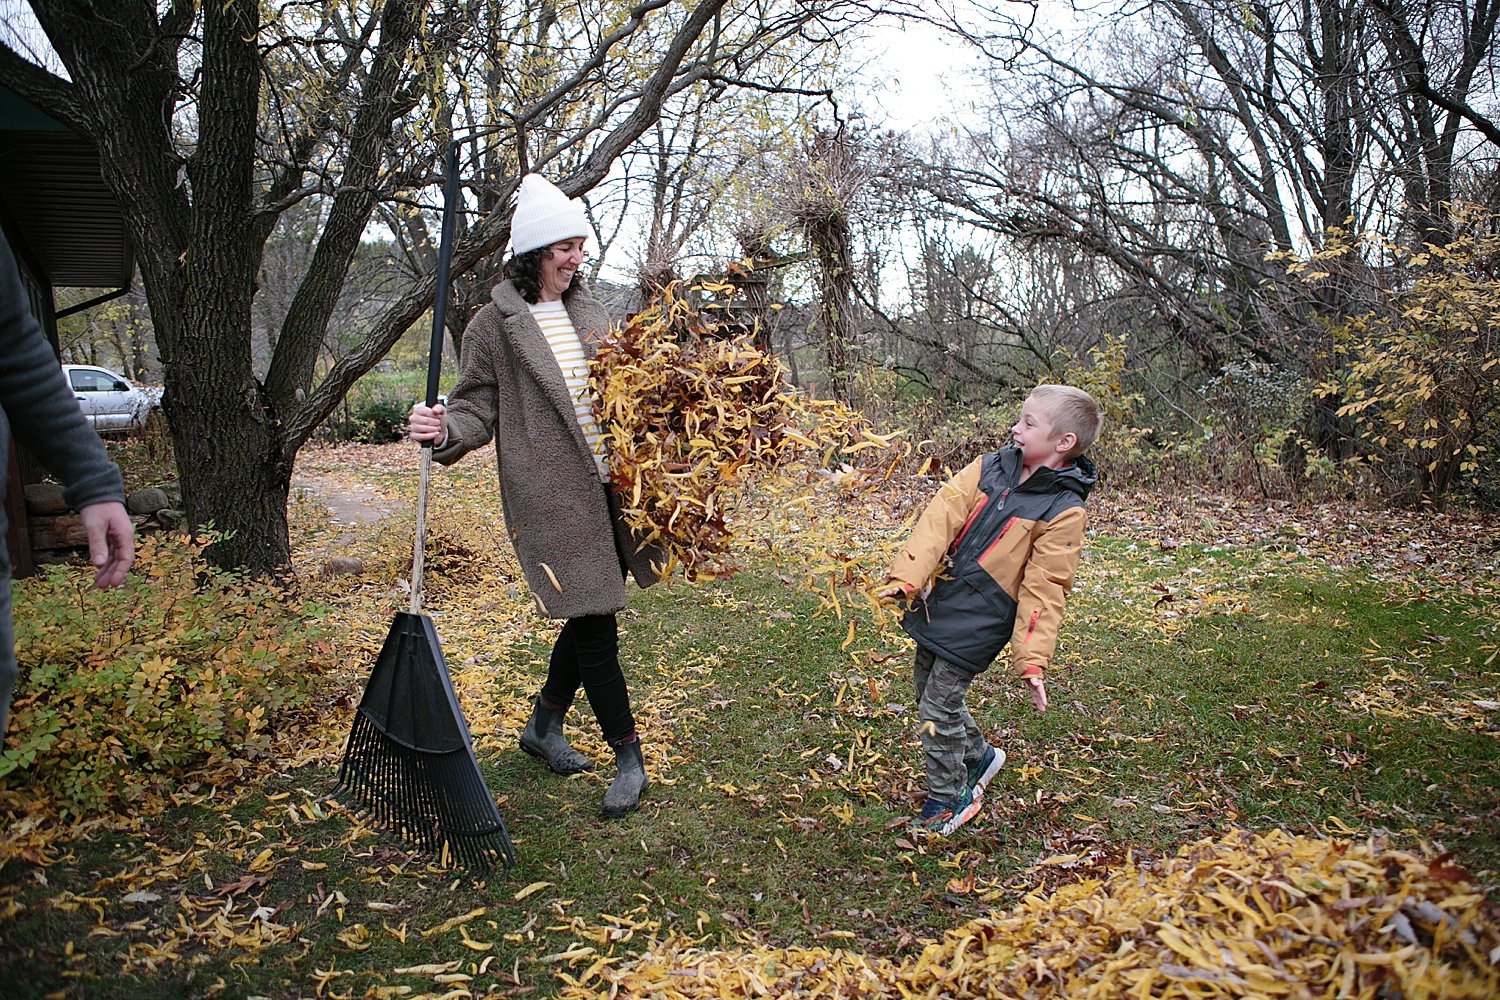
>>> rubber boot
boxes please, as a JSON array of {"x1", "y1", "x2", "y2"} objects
[
  {"x1": 601, "y1": 737, "x2": 647, "y2": 818},
  {"x1": 519, "y1": 698, "x2": 595, "y2": 774}
]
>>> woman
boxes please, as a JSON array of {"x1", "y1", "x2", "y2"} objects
[{"x1": 408, "y1": 173, "x2": 660, "y2": 818}]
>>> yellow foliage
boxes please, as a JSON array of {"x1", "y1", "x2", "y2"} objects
[
  {"x1": 559, "y1": 830, "x2": 1500, "y2": 999},
  {"x1": 591, "y1": 280, "x2": 903, "y2": 580},
  {"x1": 1058, "y1": 333, "x2": 1153, "y2": 468},
  {"x1": 1, "y1": 533, "x2": 337, "y2": 818},
  {"x1": 1309, "y1": 203, "x2": 1500, "y2": 501}
]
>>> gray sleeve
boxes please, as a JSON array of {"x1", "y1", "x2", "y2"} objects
[
  {"x1": 0, "y1": 232, "x2": 125, "y2": 510},
  {"x1": 432, "y1": 319, "x2": 500, "y2": 465}
]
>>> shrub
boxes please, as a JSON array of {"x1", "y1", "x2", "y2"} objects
[
  {"x1": 105, "y1": 407, "x2": 176, "y2": 488},
  {"x1": 1287, "y1": 204, "x2": 1500, "y2": 507},
  {"x1": 1058, "y1": 334, "x2": 1154, "y2": 477},
  {"x1": 1201, "y1": 360, "x2": 1308, "y2": 497},
  {"x1": 322, "y1": 369, "x2": 430, "y2": 443},
  {"x1": 850, "y1": 335, "x2": 1159, "y2": 482},
  {"x1": 346, "y1": 395, "x2": 412, "y2": 443},
  {"x1": 1, "y1": 533, "x2": 335, "y2": 817}
]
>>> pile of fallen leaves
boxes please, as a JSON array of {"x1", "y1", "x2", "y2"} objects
[
  {"x1": 558, "y1": 829, "x2": 1500, "y2": 998},
  {"x1": 592, "y1": 279, "x2": 901, "y2": 580}
]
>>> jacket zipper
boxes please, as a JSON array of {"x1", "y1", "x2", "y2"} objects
[
  {"x1": 973, "y1": 488, "x2": 1014, "y2": 563},
  {"x1": 950, "y1": 493, "x2": 988, "y2": 551},
  {"x1": 978, "y1": 515, "x2": 1017, "y2": 563}
]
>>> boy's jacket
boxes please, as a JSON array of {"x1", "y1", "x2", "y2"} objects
[{"x1": 886, "y1": 445, "x2": 1097, "y2": 677}]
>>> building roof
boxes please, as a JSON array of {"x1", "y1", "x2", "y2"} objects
[{"x1": 0, "y1": 85, "x2": 132, "y2": 287}]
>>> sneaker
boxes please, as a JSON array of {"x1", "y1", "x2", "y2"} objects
[
  {"x1": 966, "y1": 744, "x2": 1006, "y2": 798},
  {"x1": 910, "y1": 786, "x2": 981, "y2": 837}
]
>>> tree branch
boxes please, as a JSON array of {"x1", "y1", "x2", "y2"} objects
[
  {"x1": 281, "y1": 0, "x2": 742, "y2": 456},
  {"x1": 0, "y1": 41, "x2": 82, "y2": 129}
]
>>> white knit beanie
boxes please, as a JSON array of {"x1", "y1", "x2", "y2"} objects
[{"x1": 509, "y1": 173, "x2": 591, "y2": 255}]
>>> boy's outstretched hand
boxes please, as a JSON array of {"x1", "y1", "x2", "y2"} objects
[{"x1": 1027, "y1": 676, "x2": 1048, "y2": 712}]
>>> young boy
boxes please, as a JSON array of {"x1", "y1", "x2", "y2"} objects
[{"x1": 879, "y1": 385, "x2": 1100, "y2": 836}]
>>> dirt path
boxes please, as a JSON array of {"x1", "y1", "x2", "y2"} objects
[{"x1": 292, "y1": 471, "x2": 399, "y2": 528}]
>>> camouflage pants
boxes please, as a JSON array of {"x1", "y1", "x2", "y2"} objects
[{"x1": 913, "y1": 645, "x2": 987, "y2": 804}]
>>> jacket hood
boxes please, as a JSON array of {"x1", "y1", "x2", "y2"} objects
[{"x1": 999, "y1": 445, "x2": 1097, "y2": 499}]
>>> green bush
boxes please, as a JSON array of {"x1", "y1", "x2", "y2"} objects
[
  {"x1": 321, "y1": 368, "x2": 454, "y2": 443},
  {"x1": 346, "y1": 395, "x2": 412, "y2": 443},
  {"x1": 1, "y1": 533, "x2": 335, "y2": 817}
]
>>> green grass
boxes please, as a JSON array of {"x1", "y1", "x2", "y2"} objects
[{"x1": 2, "y1": 530, "x2": 1496, "y2": 997}]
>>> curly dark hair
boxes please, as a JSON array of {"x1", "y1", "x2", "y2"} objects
[{"x1": 503, "y1": 246, "x2": 582, "y2": 304}]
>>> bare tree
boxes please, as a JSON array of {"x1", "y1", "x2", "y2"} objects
[
  {"x1": 0, "y1": 0, "x2": 886, "y2": 573},
  {"x1": 898, "y1": 0, "x2": 1497, "y2": 441},
  {"x1": 1366, "y1": 0, "x2": 1500, "y2": 245}
]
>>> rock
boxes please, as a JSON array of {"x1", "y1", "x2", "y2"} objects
[
  {"x1": 320, "y1": 555, "x2": 364, "y2": 579},
  {"x1": 29, "y1": 514, "x2": 89, "y2": 550},
  {"x1": 23, "y1": 482, "x2": 69, "y2": 515},
  {"x1": 155, "y1": 509, "x2": 185, "y2": 530},
  {"x1": 126, "y1": 487, "x2": 170, "y2": 515},
  {"x1": 158, "y1": 481, "x2": 183, "y2": 506}
]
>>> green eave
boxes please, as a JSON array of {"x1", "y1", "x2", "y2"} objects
[
  {"x1": 0, "y1": 85, "x2": 68, "y2": 130},
  {"x1": 0, "y1": 83, "x2": 132, "y2": 287}
]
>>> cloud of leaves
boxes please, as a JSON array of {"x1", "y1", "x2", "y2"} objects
[{"x1": 592, "y1": 279, "x2": 903, "y2": 580}]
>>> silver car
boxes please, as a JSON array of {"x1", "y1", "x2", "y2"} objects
[{"x1": 62, "y1": 365, "x2": 163, "y2": 433}]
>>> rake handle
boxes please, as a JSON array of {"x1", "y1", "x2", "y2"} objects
[
  {"x1": 410, "y1": 448, "x2": 433, "y2": 615},
  {"x1": 411, "y1": 139, "x2": 463, "y2": 615}
]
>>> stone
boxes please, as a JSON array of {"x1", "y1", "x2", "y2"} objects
[
  {"x1": 23, "y1": 482, "x2": 69, "y2": 515},
  {"x1": 156, "y1": 509, "x2": 185, "y2": 530},
  {"x1": 126, "y1": 487, "x2": 170, "y2": 515},
  {"x1": 29, "y1": 514, "x2": 89, "y2": 550},
  {"x1": 320, "y1": 555, "x2": 364, "y2": 579}
]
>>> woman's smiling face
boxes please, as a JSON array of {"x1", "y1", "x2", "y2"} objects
[{"x1": 538, "y1": 238, "x2": 587, "y2": 302}]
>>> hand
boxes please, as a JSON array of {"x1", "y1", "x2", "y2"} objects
[
  {"x1": 876, "y1": 584, "x2": 907, "y2": 600},
  {"x1": 1027, "y1": 676, "x2": 1048, "y2": 712},
  {"x1": 78, "y1": 500, "x2": 134, "y2": 589},
  {"x1": 407, "y1": 402, "x2": 447, "y2": 444}
]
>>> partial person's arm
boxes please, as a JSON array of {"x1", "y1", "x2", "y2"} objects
[
  {"x1": 407, "y1": 321, "x2": 502, "y2": 465},
  {"x1": 0, "y1": 234, "x2": 132, "y2": 587},
  {"x1": 1009, "y1": 504, "x2": 1085, "y2": 702},
  {"x1": 79, "y1": 501, "x2": 134, "y2": 588}
]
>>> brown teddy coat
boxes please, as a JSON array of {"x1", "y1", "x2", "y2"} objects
[{"x1": 434, "y1": 278, "x2": 661, "y2": 618}]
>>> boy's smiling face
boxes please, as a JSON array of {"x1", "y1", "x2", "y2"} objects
[{"x1": 1011, "y1": 396, "x2": 1074, "y2": 471}]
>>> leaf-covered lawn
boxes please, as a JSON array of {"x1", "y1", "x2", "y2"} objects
[{"x1": 2, "y1": 442, "x2": 1496, "y2": 998}]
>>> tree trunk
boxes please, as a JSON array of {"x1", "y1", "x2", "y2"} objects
[
  {"x1": 167, "y1": 380, "x2": 292, "y2": 570},
  {"x1": 169, "y1": 0, "x2": 291, "y2": 572},
  {"x1": 804, "y1": 205, "x2": 855, "y2": 403},
  {"x1": 818, "y1": 256, "x2": 854, "y2": 403}
]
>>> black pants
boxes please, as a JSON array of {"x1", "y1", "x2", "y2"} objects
[{"x1": 539, "y1": 613, "x2": 635, "y2": 744}]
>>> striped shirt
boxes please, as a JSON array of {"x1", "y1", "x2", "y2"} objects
[{"x1": 529, "y1": 300, "x2": 607, "y2": 479}]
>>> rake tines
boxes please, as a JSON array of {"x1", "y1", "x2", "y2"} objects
[{"x1": 333, "y1": 612, "x2": 517, "y2": 873}]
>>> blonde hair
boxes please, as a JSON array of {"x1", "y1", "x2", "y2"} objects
[{"x1": 1029, "y1": 384, "x2": 1102, "y2": 457}]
